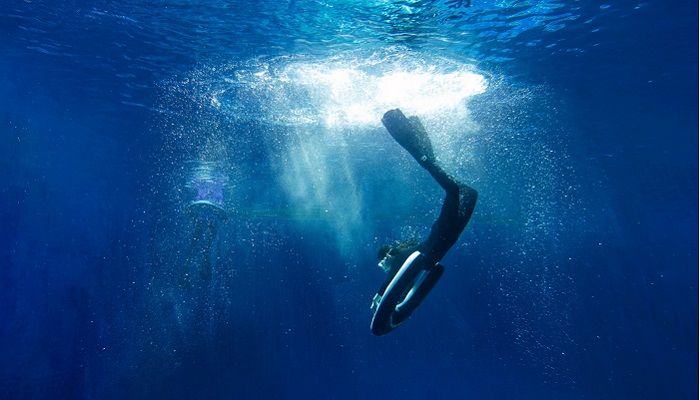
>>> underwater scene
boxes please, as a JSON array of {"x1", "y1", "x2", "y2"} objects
[{"x1": 0, "y1": 1, "x2": 697, "y2": 399}]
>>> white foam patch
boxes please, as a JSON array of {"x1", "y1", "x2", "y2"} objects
[{"x1": 247, "y1": 60, "x2": 488, "y2": 129}]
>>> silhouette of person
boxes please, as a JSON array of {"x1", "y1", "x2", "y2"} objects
[
  {"x1": 179, "y1": 179, "x2": 228, "y2": 289},
  {"x1": 370, "y1": 109, "x2": 477, "y2": 335}
]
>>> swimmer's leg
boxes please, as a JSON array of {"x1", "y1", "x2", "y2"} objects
[
  {"x1": 179, "y1": 228, "x2": 201, "y2": 290},
  {"x1": 199, "y1": 258, "x2": 212, "y2": 281},
  {"x1": 198, "y1": 221, "x2": 218, "y2": 281},
  {"x1": 178, "y1": 222, "x2": 207, "y2": 290}
]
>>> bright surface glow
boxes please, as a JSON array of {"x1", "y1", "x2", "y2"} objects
[
  {"x1": 376, "y1": 71, "x2": 487, "y2": 112},
  {"x1": 277, "y1": 61, "x2": 488, "y2": 128}
]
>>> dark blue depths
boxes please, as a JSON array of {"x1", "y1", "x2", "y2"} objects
[{"x1": 0, "y1": 1, "x2": 697, "y2": 399}]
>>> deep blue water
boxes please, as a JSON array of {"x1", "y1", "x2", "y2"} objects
[{"x1": 1, "y1": 1, "x2": 697, "y2": 399}]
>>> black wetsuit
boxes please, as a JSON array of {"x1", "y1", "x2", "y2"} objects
[{"x1": 375, "y1": 109, "x2": 478, "y2": 296}]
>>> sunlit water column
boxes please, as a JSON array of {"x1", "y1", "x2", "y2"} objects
[{"x1": 210, "y1": 52, "x2": 488, "y2": 254}]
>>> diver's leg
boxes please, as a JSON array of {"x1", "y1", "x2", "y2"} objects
[
  {"x1": 381, "y1": 109, "x2": 461, "y2": 192},
  {"x1": 381, "y1": 109, "x2": 436, "y2": 167},
  {"x1": 458, "y1": 183, "x2": 478, "y2": 222},
  {"x1": 422, "y1": 181, "x2": 478, "y2": 264}
]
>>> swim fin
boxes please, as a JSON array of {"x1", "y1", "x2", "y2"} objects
[{"x1": 381, "y1": 109, "x2": 436, "y2": 165}]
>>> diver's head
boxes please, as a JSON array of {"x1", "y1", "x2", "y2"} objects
[
  {"x1": 377, "y1": 239, "x2": 418, "y2": 260},
  {"x1": 377, "y1": 238, "x2": 420, "y2": 260},
  {"x1": 377, "y1": 244, "x2": 394, "y2": 261},
  {"x1": 377, "y1": 239, "x2": 419, "y2": 272}
]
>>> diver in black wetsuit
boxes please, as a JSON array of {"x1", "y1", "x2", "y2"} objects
[{"x1": 370, "y1": 109, "x2": 477, "y2": 335}]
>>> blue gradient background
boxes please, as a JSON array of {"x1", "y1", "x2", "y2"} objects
[{"x1": 0, "y1": 1, "x2": 697, "y2": 399}]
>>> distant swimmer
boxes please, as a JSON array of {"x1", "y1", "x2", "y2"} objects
[
  {"x1": 370, "y1": 109, "x2": 477, "y2": 336},
  {"x1": 179, "y1": 200, "x2": 228, "y2": 289}
]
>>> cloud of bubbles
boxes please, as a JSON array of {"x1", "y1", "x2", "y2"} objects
[{"x1": 207, "y1": 49, "x2": 488, "y2": 253}]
